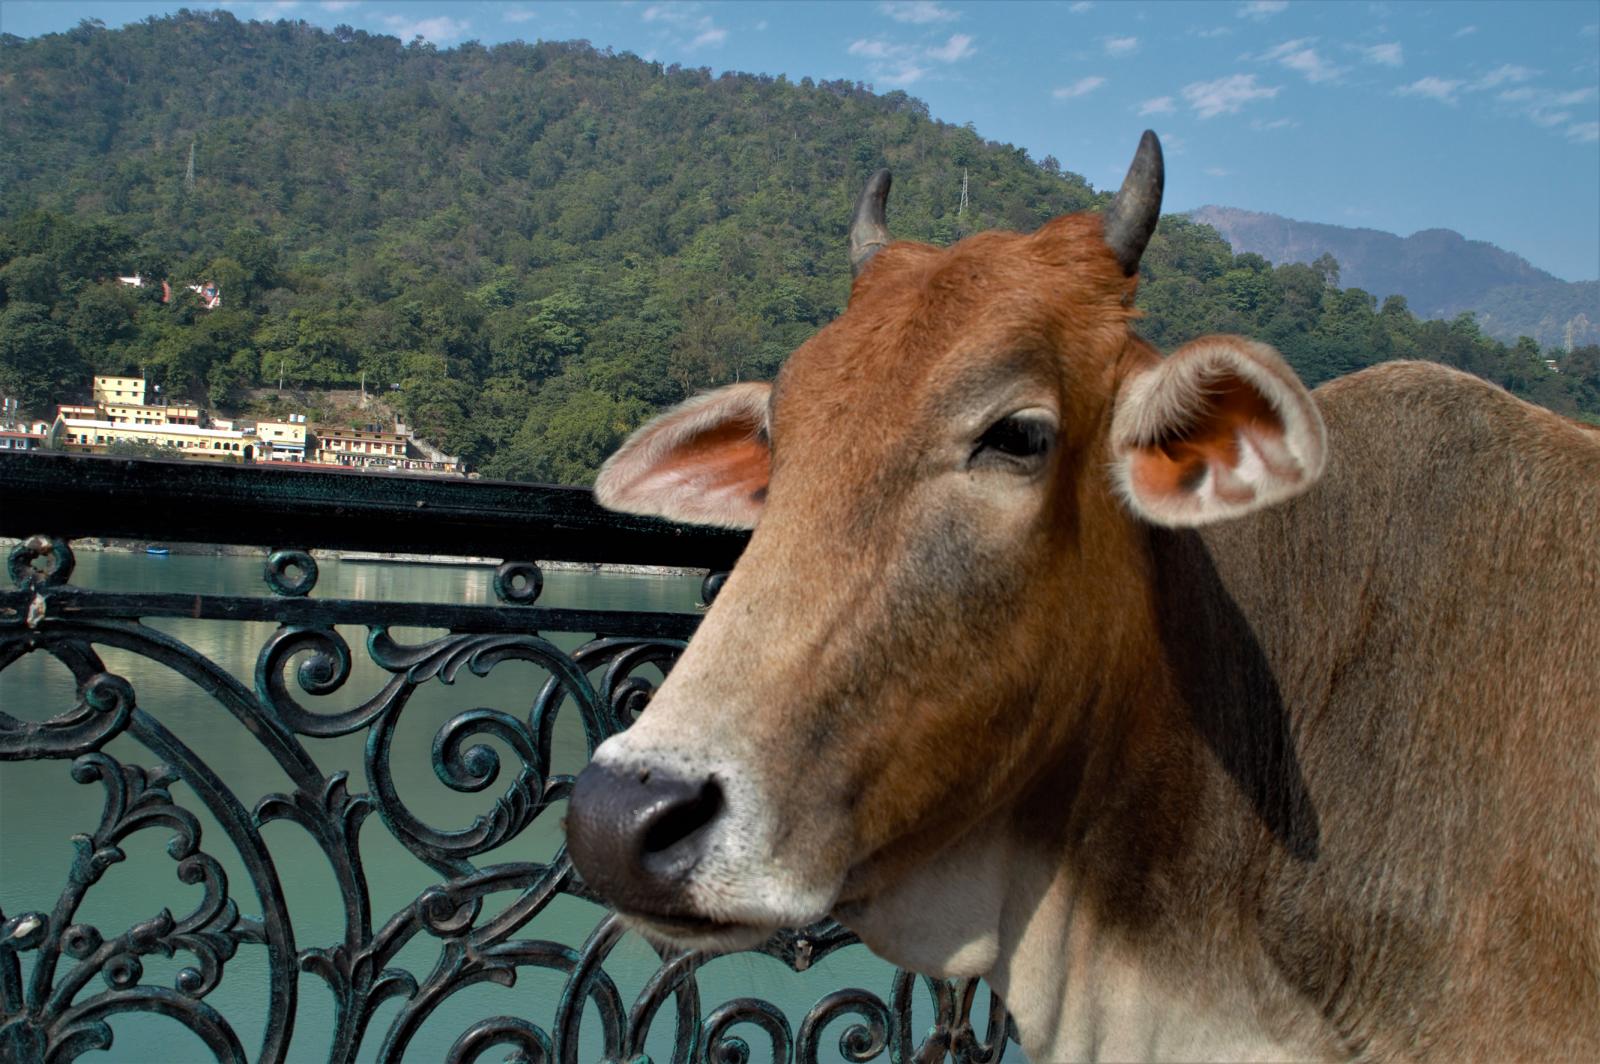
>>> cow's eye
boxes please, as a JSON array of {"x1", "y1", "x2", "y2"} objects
[{"x1": 971, "y1": 412, "x2": 1056, "y2": 471}]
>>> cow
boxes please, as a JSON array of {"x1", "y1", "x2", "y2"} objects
[{"x1": 565, "y1": 131, "x2": 1600, "y2": 1061}]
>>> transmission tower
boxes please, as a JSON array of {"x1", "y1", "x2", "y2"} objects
[
  {"x1": 958, "y1": 168, "x2": 969, "y2": 221},
  {"x1": 185, "y1": 140, "x2": 196, "y2": 191}
]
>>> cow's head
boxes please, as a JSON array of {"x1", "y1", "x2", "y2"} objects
[{"x1": 565, "y1": 132, "x2": 1326, "y2": 960}]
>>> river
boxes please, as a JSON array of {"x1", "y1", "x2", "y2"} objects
[{"x1": 0, "y1": 551, "x2": 976, "y2": 1062}]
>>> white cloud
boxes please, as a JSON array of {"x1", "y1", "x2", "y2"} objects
[
  {"x1": 1104, "y1": 36, "x2": 1139, "y2": 57},
  {"x1": 1396, "y1": 76, "x2": 1464, "y2": 104},
  {"x1": 1054, "y1": 76, "x2": 1107, "y2": 99},
  {"x1": 881, "y1": 64, "x2": 928, "y2": 86},
  {"x1": 1259, "y1": 37, "x2": 1310, "y2": 58},
  {"x1": 1472, "y1": 64, "x2": 1538, "y2": 90},
  {"x1": 755, "y1": 20, "x2": 769, "y2": 31},
  {"x1": 1069, "y1": 1, "x2": 1093, "y2": 12},
  {"x1": 502, "y1": 7, "x2": 535, "y2": 23},
  {"x1": 927, "y1": 33, "x2": 976, "y2": 62},
  {"x1": 1551, "y1": 87, "x2": 1599, "y2": 106},
  {"x1": 1361, "y1": 42, "x2": 1403, "y2": 68},
  {"x1": 1281, "y1": 48, "x2": 1344, "y2": 83},
  {"x1": 1453, "y1": 25, "x2": 1478, "y2": 38},
  {"x1": 1138, "y1": 95, "x2": 1175, "y2": 115},
  {"x1": 850, "y1": 33, "x2": 973, "y2": 84},
  {"x1": 1204, "y1": 167, "x2": 1232, "y2": 177},
  {"x1": 1567, "y1": 121, "x2": 1600, "y2": 143},
  {"x1": 880, "y1": 1, "x2": 959, "y2": 23},
  {"x1": 849, "y1": 38, "x2": 894, "y2": 59},
  {"x1": 1261, "y1": 38, "x2": 1346, "y2": 84},
  {"x1": 1251, "y1": 116, "x2": 1299, "y2": 130},
  {"x1": 1238, "y1": 1, "x2": 1288, "y2": 20},
  {"x1": 381, "y1": 15, "x2": 469, "y2": 43},
  {"x1": 1183, "y1": 73, "x2": 1279, "y2": 118},
  {"x1": 319, "y1": 1, "x2": 359, "y2": 11},
  {"x1": 642, "y1": 4, "x2": 729, "y2": 51},
  {"x1": 1496, "y1": 86, "x2": 1600, "y2": 140}
]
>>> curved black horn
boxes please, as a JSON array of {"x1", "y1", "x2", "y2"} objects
[
  {"x1": 1103, "y1": 130, "x2": 1164, "y2": 277},
  {"x1": 849, "y1": 169, "x2": 893, "y2": 277}
]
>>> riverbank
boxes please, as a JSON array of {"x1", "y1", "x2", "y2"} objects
[{"x1": 1, "y1": 537, "x2": 711, "y2": 578}]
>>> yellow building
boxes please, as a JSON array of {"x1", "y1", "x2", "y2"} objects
[
  {"x1": 256, "y1": 416, "x2": 309, "y2": 462},
  {"x1": 78, "y1": 377, "x2": 202, "y2": 427},
  {"x1": 313, "y1": 425, "x2": 408, "y2": 468},
  {"x1": 100, "y1": 401, "x2": 204, "y2": 426},
  {"x1": 92, "y1": 375, "x2": 146, "y2": 406},
  {"x1": 51, "y1": 416, "x2": 261, "y2": 461}
]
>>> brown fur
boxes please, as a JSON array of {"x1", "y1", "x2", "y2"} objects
[{"x1": 593, "y1": 211, "x2": 1600, "y2": 1059}]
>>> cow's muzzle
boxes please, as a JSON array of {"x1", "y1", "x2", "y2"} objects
[{"x1": 567, "y1": 761, "x2": 726, "y2": 923}]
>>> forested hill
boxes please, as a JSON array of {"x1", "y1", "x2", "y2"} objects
[
  {"x1": 2, "y1": 13, "x2": 1596, "y2": 483},
  {"x1": 1188, "y1": 206, "x2": 1600, "y2": 351}
]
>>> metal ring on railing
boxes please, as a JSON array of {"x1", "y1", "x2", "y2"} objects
[
  {"x1": 494, "y1": 561, "x2": 544, "y2": 605},
  {"x1": 8, "y1": 534, "x2": 76, "y2": 590},
  {"x1": 264, "y1": 549, "x2": 319, "y2": 597},
  {"x1": 700, "y1": 570, "x2": 729, "y2": 607}
]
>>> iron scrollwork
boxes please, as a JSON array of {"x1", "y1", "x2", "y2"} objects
[{"x1": 0, "y1": 532, "x2": 1016, "y2": 1062}]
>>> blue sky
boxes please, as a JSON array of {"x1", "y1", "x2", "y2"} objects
[{"x1": 4, "y1": 0, "x2": 1598, "y2": 281}]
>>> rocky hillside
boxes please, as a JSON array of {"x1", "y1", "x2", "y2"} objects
[{"x1": 1189, "y1": 206, "x2": 1598, "y2": 350}]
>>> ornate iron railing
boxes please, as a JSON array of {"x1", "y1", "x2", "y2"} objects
[{"x1": 0, "y1": 452, "x2": 1015, "y2": 1063}]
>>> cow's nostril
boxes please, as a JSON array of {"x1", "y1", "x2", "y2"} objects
[
  {"x1": 567, "y1": 762, "x2": 726, "y2": 916},
  {"x1": 642, "y1": 777, "x2": 723, "y2": 858}
]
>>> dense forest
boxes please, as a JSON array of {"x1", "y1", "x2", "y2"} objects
[{"x1": 2, "y1": 12, "x2": 1596, "y2": 483}]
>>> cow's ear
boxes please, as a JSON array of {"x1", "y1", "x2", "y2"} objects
[
  {"x1": 594, "y1": 382, "x2": 771, "y2": 529},
  {"x1": 1111, "y1": 337, "x2": 1326, "y2": 527}
]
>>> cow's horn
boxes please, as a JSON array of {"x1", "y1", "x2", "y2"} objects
[
  {"x1": 849, "y1": 169, "x2": 893, "y2": 277},
  {"x1": 1103, "y1": 130, "x2": 1164, "y2": 277}
]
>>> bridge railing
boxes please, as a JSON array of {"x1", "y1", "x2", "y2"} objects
[{"x1": 0, "y1": 451, "x2": 1015, "y2": 1064}]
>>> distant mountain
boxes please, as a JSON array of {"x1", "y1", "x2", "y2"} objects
[{"x1": 1188, "y1": 206, "x2": 1598, "y2": 350}]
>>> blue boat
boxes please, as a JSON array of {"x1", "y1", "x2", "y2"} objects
[{"x1": 145, "y1": 545, "x2": 170, "y2": 556}]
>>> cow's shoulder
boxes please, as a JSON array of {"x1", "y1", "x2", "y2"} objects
[{"x1": 1316, "y1": 359, "x2": 1600, "y2": 459}]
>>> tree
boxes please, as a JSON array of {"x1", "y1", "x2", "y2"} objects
[
  {"x1": 66, "y1": 283, "x2": 139, "y2": 358},
  {"x1": 1311, "y1": 252, "x2": 1341, "y2": 289},
  {"x1": 0, "y1": 255, "x2": 61, "y2": 306},
  {"x1": 0, "y1": 303, "x2": 85, "y2": 414},
  {"x1": 105, "y1": 437, "x2": 170, "y2": 459}
]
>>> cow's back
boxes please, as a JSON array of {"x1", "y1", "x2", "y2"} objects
[{"x1": 1191, "y1": 361, "x2": 1600, "y2": 1058}]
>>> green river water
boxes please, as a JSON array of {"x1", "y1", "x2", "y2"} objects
[{"x1": 0, "y1": 551, "x2": 979, "y2": 1062}]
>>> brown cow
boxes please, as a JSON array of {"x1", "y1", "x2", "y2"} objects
[{"x1": 566, "y1": 132, "x2": 1600, "y2": 1061}]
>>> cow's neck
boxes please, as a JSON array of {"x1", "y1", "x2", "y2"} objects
[
  {"x1": 982, "y1": 845, "x2": 1313, "y2": 1061},
  {"x1": 845, "y1": 744, "x2": 1314, "y2": 1062},
  {"x1": 843, "y1": 522, "x2": 1331, "y2": 1060}
]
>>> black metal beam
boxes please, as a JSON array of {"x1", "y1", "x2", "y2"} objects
[
  {"x1": 0, "y1": 452, "x2": 748, "y2": 569},
  {"x1": 0, "y1": 587, "x2": 703, "y2": 639}
]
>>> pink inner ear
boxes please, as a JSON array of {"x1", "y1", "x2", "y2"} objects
[
  {"x1": 642, "y1": 421, "x2": 770, "y2": 508},
  {"x1": 1129, "y1": 371, "x2": 1292, "y2": 503},
  {"x1": 595, "y1": 382, "x2": 773, "y2": 527}
]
